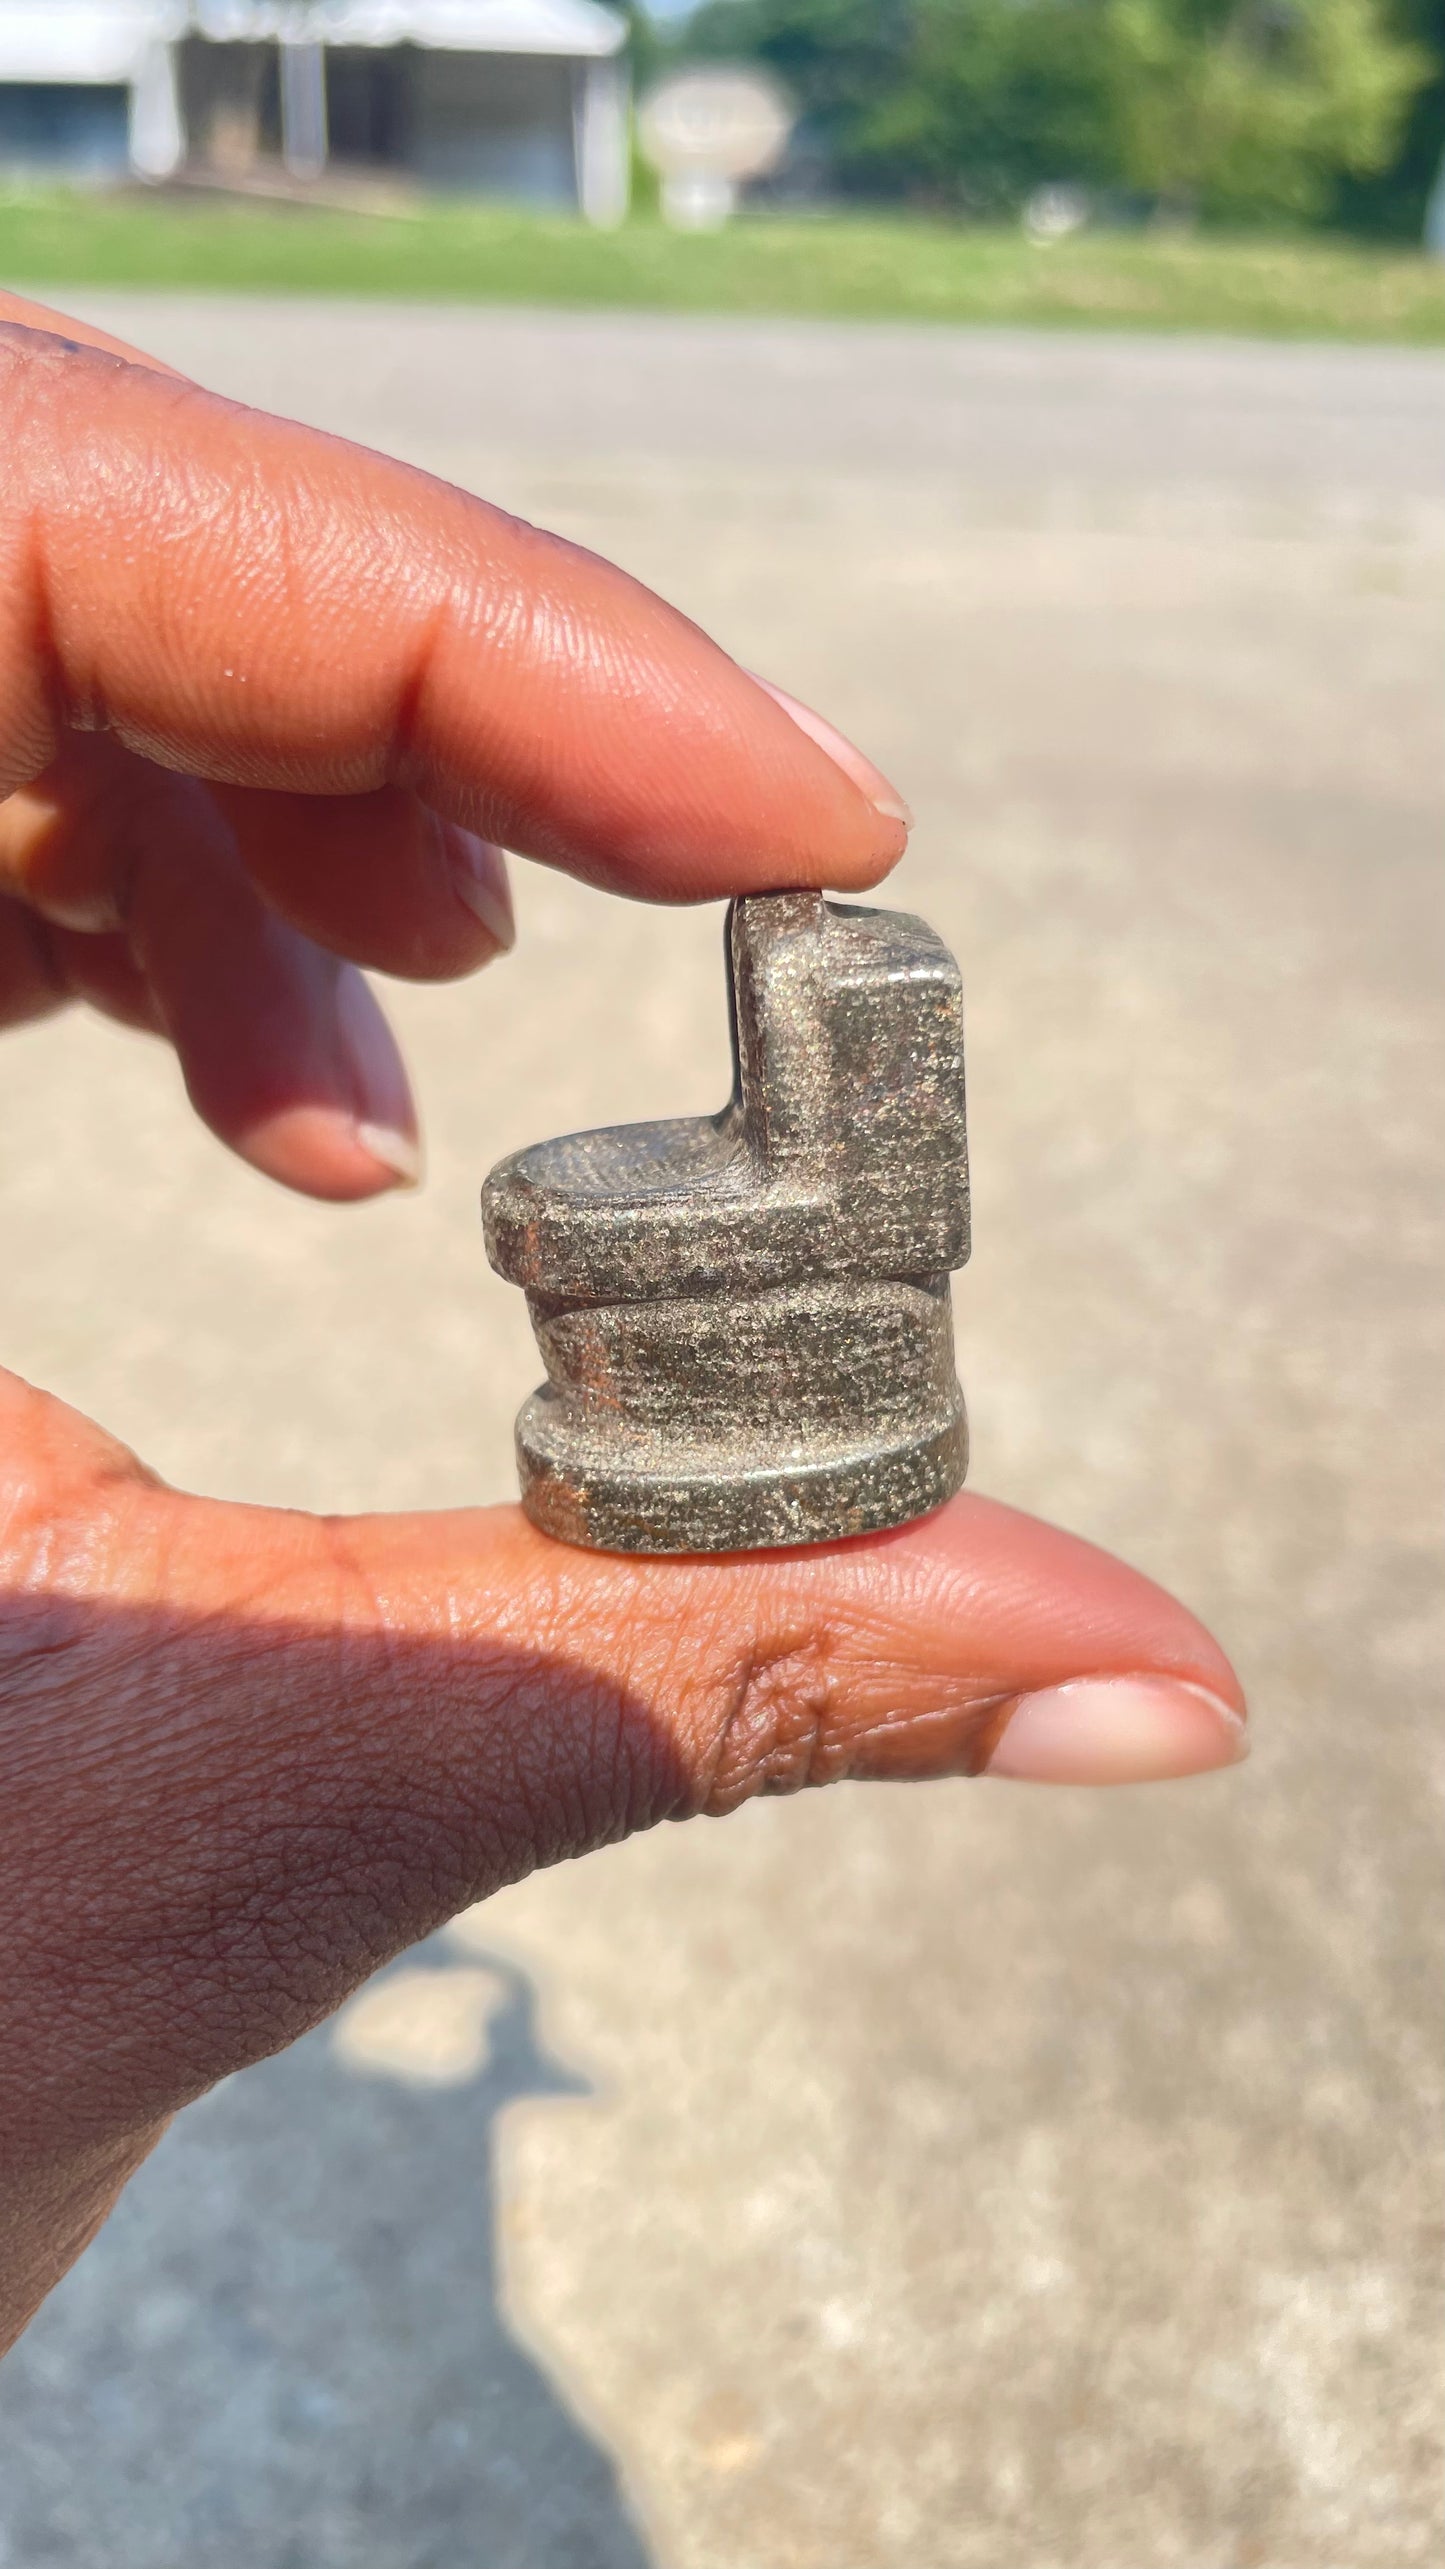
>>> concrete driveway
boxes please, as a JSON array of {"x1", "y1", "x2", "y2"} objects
[{"x1": 0, "y1": 299, "x2": 1441, "y2": 2568}]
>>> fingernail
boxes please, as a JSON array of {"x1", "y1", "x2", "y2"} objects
[
  {"x1": 355, "y1": 1121, "x2": 423, "y2": 1189},
  {"x1": 748, "y1": 674, "x2": 914, "y2": 829},
  {"x1": 335, "y1": 965, "x2": 422, "y2": 1191},
  {"x1": 983, "y1": 1677, "x2": 1248, "y2": 1787},
  {"x1": 448, "y1": 832, "x2": 515, "y2": 952}
]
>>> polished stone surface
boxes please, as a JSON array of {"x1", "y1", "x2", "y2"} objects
[
  {"x1": 0, "y1": 297, "x2": 1440, "y2": 2568},
  {"x1": 485, "y1": 891, "x2": 970, "y2": 1551}
]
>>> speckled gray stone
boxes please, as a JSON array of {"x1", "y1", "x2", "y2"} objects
[{"x1": 482, "y1": 892, "x2": 970, "y2": 1552}]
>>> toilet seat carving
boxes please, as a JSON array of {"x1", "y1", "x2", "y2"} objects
[{"x1": 482, "y1": 890, "x2": 970, "y2": 1555}]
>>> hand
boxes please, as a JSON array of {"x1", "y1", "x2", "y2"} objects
[{"x1": 0, "y1": 297, "x2": 1246, "y2": 2350}]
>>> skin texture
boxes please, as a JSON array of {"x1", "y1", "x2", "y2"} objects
[{"x1": 0, "y1": 293, "x2": 1246, "y2": 2354}]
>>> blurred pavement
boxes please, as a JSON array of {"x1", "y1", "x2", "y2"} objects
[{"x1": 0, "y1": 301, "x2": 1442, "y2": 2567}]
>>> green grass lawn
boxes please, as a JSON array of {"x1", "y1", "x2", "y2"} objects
[{"x1": 3, "y1": 187, "x2": 1445, "y2": 341}]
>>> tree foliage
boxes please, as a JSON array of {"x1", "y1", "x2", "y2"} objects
[
  {"x1": 1103, "y1": 0, "x2": 1431, "y2": 219},
  {"x1": 675, "y1": 0, "x2": 1437, "y2": 226},
  {"x1": 1332, "y1": 0, "x2": 1445, "y2": 229},
  {"x1": 854, "y1": 2, "x2": 1119, "y2": 208}
]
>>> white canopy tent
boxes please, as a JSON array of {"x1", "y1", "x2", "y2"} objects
[{"x1": 0, "y1": 0, "x2": 629, "y2": 220}]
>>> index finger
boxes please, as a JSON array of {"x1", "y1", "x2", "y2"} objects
[{"x1": 0, "y1": 312, "x2": 908, "y2": 903}]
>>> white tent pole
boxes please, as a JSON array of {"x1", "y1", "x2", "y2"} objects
[
  {"x1": 574, "y1": 56, "x2": 629, "y2": 231},
  {"x1": 280, "y1": 37, "x2": 328, "y2": 181},
  {"x1": 129, "y1": 40, "x2": 184, "y2": 181}
]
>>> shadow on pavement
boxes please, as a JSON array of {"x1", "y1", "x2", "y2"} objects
[{"x1": 0, "y1": 1944, "x2": 656, "y2": 2569}]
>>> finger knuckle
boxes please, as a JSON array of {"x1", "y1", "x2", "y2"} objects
[{"x1": 694, "y1": 1618, "x2": 855, "y2": 1818}]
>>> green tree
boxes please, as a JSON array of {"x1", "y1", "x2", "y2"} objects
[
  {"x1": 672, "y1": 0, "x2": 1435, "y2": 224},
  {"x1": 1103, "y1": 0, "x2": 1431, "y2": 221},
  {"x1": 853, "y1": 0, "x2": 1118, "y2": 207},
  {"x1": 680, "y1": 0, "x2": 1115, "y2": 203},
  {"x1": 1331, "y1": 0, "x2": 1445, "y2": 230}
]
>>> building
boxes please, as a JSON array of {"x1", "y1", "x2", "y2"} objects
[{"x1": 0, "y1": 0, "x2": 629, "y2": 222}]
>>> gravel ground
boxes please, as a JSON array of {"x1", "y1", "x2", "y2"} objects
[{"x1": 0, "y1": 299, "x2": 1441, "y2": 2569}]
